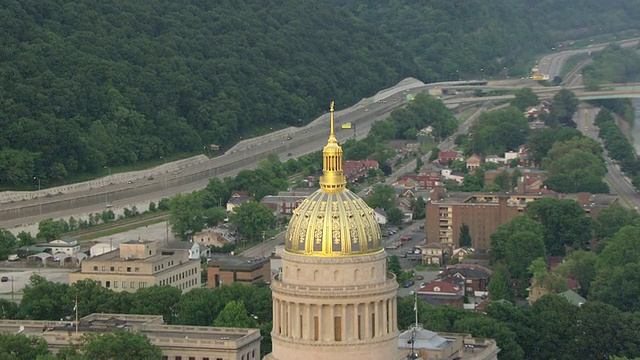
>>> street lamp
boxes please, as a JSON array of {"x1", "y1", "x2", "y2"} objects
[{"x1": 33, "y1": 176, "x2": 40, "y2": 191}]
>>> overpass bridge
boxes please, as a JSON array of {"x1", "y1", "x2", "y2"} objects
[{"x1": 442, "y1": 83, "x2": 640, "y2": 105}]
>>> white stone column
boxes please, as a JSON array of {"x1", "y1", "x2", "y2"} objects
[
  {"x1": 364, "y1": 302, "x2": 371, "y2": 339},
  {"x1": 374, "y1": 300, "x2": 380, "y2": 337},
  {"x1": 382, "y1": 298, "x2": 388, "y2": 335},
  {"x1": 354, "y1": 303, "x2": 360, "y2": 340},
  {"x1": 274, "y1": 298, "x2": 280, "y2": 334},
  {"x1": 341, "y1": 304, "x2": 347, "y2": 341}
]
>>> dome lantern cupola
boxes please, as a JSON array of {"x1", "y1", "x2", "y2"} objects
[{"x1": 284, "y1": 102, "x2": 382, "y2": 257}]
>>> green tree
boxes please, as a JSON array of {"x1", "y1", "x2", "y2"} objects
[
  {"x1": 458, "y1": 224, "x2": 472, "y2": 247},
  {"x1": 81, "y1": 330, "x2": 162, "y2": 360},
  {"x1": 590, "y1": 262, "x2": 640, "y2": 312},
  {"x1": 388, "y1": 255, "x2": 402, "y2": 280},
  {"x1": 504, "y1": 230, "x2": 546, "y2": 279},
  {"x1": 510, "y1": 87, "x2": 539, "y2": 111},
  {"x1": 490, "y1": 216, "x2": 544, "y2": 262},
  {"x1": 0, "y1": 229, "x2": 16, "y2": 261},
  {"x1": 15, "y1": 231, "x2": 36, "y2": 248},
  {"x1": 69, "y1": 280, "x2": 117, "y2": 317},
  {"x1": 18, "y1": 275, "x2": 70, "y2": 321},
  {"x1": 365, "y1": 184, "x2": 396, "y2": 210},
  {"x1": 214, "y1": 300, "x2": 256, "y2": 328},
  {"x1": 454, "y1": 315, "x2": 524, "y2": 360},
  {"x1": 230, "y1": 202, "x2": 276, "y2": 242},
  {"x1": 413, "y1": 196, "x2": 425, "y2": 219},
  {"x1": 549, "y1": 89, "x2": 579, "y2": 127},
  {"x1": 554, "y1": 250, "x2": 597, "y2": 297},
  {"x1": 597, "y1": 225, "x2": 640, "y2": 269},
  {"x1": 0, "y1": 333, "x2": 50, "y2": 359},
  {"x1": 526, "y1": 197, "x2": 593, "y2": 255},
  {"x1": 36, "y1": 219, "x2": 65, "y2": 241},
  {"x1": 386, "y1": 207, "x2": 404, "y2": 226},
  {"x1": 169, "y1": 193, "x2": 225, "y2": 239},
  {"x1": 131, "y1": 286, "x2": 182, "y2": 324},
  {"x1": 487, "y1": 263, "x2": 514, "y2": 302},
  {"x1": 595, "y1": 204, "x2": 640, "y2": 243}
]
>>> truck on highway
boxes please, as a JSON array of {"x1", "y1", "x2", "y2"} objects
[{"x1": 532, "y1": 74, "x2": 549, "y2": 81}]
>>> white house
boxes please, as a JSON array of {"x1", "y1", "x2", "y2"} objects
[{"x1": 373, "y1": 208, "x2": 388, "y2": 225}]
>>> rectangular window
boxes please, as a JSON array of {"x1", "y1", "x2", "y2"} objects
[
  {"x1": 110, "y1": 266, "x2": 114, "y2": 272},
  {"x1": 97, "y1": 280, "x2": 102, "y2": 286},
  {"x1": 93, "y1": 266, "x2": 98, "y2": 271},
  {"x1": 130, "y1": 282, "x2": 135, "y2": 289},
  {"x1": 189, "y1": 357, "x2": 195, "y2": 360},
  {"x1": 102, "y1": 266, "x2": 106, "y2": 271},
  {"x1": 118, "y1": 267, "x2": 122, "y2": 272},
  {"x1": 127, "y1": 267, "x2": 131, "y2": 272},
  {"x1": 162, "y1": 357, "x2": 168, "y2": 360},
  {"x1": 106, "y1": 281, "x2": 111, "y2": 288},
  {"x1": 135, "y1": 267, "x2": 140, "y2": 272},
  {"x1": 334, "y1": 316, "x2": 342, "y2": 341},
  {"x1": 139, "y1": 282, "x2": 146, "y2": 288},
  {"x1": 122, "y1": 282, "x2": 127, "y2": 289}
]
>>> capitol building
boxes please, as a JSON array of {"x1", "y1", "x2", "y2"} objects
[
  {"x1": 265, "y1": 103, "x2": 498, "y2": 360},
  {"x1": 265, "y1": 102, "x2": 402, "y2": 360}
]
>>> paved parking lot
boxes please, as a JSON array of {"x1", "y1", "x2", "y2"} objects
[
  {"x1": 382, "y1": 222, "x2": 444, "y2": 298},
  {"x1": 0, "y1": 267, "x2": 72, "y2": 301}
]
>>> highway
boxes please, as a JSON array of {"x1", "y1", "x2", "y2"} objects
[
  {"x1": 578, "y1": 107, "x2": 640, "y2": 209},
  {"x1": 536, "y1": 38, "x2": 640, "y2": 80},
  {"x1": 4, "y1": 37, "x2": 640, "y2": 234},
  {"x1": 0, "y1": 78, "x2": 436, "y2": 232}
]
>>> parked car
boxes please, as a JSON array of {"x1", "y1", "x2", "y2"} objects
[{"x1": 403, "y1": 280, "x2": 415, "y2": 288}]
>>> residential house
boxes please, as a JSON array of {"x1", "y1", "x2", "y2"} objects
[
  {"x1": 559, "y1": 289, "x2": 587, "y2": 306},
  {"x1": 192, "y1": 229, "x2": 231, "y2": 248},
  {"x1": 438, "y1": 151, "x2": 462, "y2": 164},
  {"x1": 452, "y1": 247, "x2": 473, "y2": 262},
  {"x1": 416, "y1": 126, "x2": 434, "y2": 138},
  {"x1": 373, "y1": 208, "x2": 388, "y2": 225},
  {"x1": 438, "y1": 264, "x2": 492, "y2": 297},
  {"x1": 417, "y1": 280, "x2": 464, "y2": 308},
  {"x1": 226, "y1": 191, "x2": 254, "y2": 213},
  {"x1": 417, "y1": 243, "x2": 446, "y2": 266},
  {"x1": 260, "y1": 194, "x2": 307, "y2": 216},
  {"x1": 484, "y1": 155, "x2": 505, "y2": 164},
  {"x1": 343, "y1": 160, "x2": 379, "y2": 183},
  {"x1": 420, "y1": 162, "x2": 447, "y2": 177},
  {"x1": 466, "y1": 155, "x2": 482, "y2": 171},
  {"x1": 401, "y1": 174, "x2": 441, "y2": 190}
]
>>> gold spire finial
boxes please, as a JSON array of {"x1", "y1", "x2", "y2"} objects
[
  {"x1": 330, "y1": 101, "x2": 335, "y2": 138},
  {"x1": 319, "y1": 101, "x2": 346, "y2": 192}
]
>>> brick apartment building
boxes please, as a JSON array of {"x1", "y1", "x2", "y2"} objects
[{"x1": 425, "y1": 191, "x2": 618, "y2": 250}]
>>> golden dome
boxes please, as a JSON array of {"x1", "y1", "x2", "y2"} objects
[{"x1": 284, "y1": 102, "x2": 383, "y2": 257}]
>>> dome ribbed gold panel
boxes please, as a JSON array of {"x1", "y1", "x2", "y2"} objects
[
  {"x1": 284, "y1": 101, "x2": 382, "y2": 257},
  {"x1": 284, "y1": 189, "x2": 383, "y2": 256}
]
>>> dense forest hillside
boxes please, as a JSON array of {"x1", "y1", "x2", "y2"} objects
[
  {"x1": 331, "y1": 0, "x2": 640, "y2": 78},
  {"x1": 0, "y1": 1, "x2": 417, "y2": 187},
  {"x1": 1, "y1": 0, "x2": 640, "y2": 188}
]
